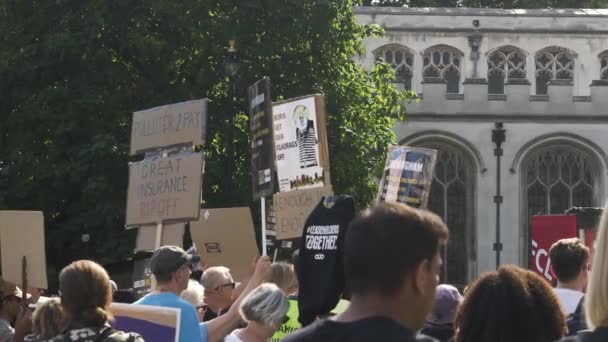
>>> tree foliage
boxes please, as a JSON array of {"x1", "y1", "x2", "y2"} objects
[
  {"x1": 0, "y1": 0, "x2": 412, "y2": 286},
  {"x1": 360, "y1": 0, "x2": 608, "y2": 7}
]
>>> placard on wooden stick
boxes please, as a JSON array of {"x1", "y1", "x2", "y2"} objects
[
  {"x1": 125, "y1": 152, "x2": 204, "y2": 227},
  {"x1": 135, "y1": 223, "x2": 186, "y2": 252},
  {"x1": 273, "y1": 186, "x2": 333, "y2": 240},
  {"x1": 189, "y1": 208, "x2": 259, "y2": 281},
  {"x1": 130, "y1": 99, "x2": 208, "y2": 155},
  {"x1": 0, "y1": 211, "x2": 48, "y2": 289}
]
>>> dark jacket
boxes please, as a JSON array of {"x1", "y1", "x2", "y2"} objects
[
  {"x1": 420, "y1": 323, "x2": 454, "y2": 342},
  {"x1": 558, "y1": 327, "x2": 608, "y2": 342},
  {"x1": 566, "y1": 297, "x2": 588, "y2": 336}
]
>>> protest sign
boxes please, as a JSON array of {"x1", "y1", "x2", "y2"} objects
[
  {"x1": 125, "y1": 152, "x2": 203, "y2": 227},
  {"x1": 376, "y1": 146, "x2": 437, "y2": 209},
  {"x1": 130, "y1": 99, "x2": 208, "y2": 155},
  {"x1": 272, "y1": 95, "x2": 330, "y2": 193},
  {"x1": 249, "y1": 77, "x2": 275, "y2": 200},
  {"x1": 0, "y1": 211, "x2": 48, "y2": 289},
  {"x1": 110, "y1": 303, "x2": 179, "y2": 342},
  {"x1": 135, "y1": 223, "x2": 185, "y2": 252},
  {"x1": 132, "y1": 256, "x2": 153, "y2": 297},
  {"x1": 529, "y1": 214, "x2": 577, "y2": 282},
  {"x1": 189, "y1": 208, "x2": 259, "y2": 280},
  {"x1": 273, "y1": 187, "x2": 333, "y2": 240}
]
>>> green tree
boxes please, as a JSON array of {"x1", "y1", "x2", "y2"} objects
[{"x1": 0, "y1": 0, "x2": 411, "y2": 287}]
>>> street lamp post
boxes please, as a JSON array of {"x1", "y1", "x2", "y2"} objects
[
  {"x1": 223, "y1": 40, "x2": 241, "y2": 201},
  {"x1": 492, "y1": 122, "x2": 506, "y2": 269}
]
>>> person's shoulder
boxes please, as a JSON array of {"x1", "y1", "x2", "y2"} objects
[
  {"x1": 105, "y1": 331, "x2": 145, "y2": 342},
  {"x1": 280, "y1": 320, "x2": 327, "y2": 342}
]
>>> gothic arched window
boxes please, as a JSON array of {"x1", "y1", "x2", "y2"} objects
[
  {"x1": 535, "y1": 47, "x2": 575, "y2": 95},
  {"x1": 523, "y1": 144, "x2": 599, "y2": 224},
  {"x1": 423, "y1": 45, "x2": 463, "y2": 94},
  {"x1": 375, "y1": 45, "x2": 414, "y2": 90},
  {"x1": 488, "y1": 46, "x2": 527, "y2": 94},
  {"x1": 600, "y1": 51, "x2": 608, "y2": 80},
  {"x1": 418, "y1": 141, "x2": 476, "y2": 287}
]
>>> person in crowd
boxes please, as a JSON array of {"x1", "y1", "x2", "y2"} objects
[
  {"x1": 454, "y1": 265, "x2": 565, "y2": 342},
  {"x1": 421, "y1": 284, "x2": 462, "y2": 342},
  {"x1": 1, "y1": 281, "x2": 31, "y2": 342},
  {"x1": 181, "y1": 257, "x2": 271, "y2": 342},
  {"x1": 265, "y1": 262, "x2": 300, "y2": 341},
  {"x1": 48, "y1": 260, "x2": 143, "y2": 342},
  {"x1": 23, "y1": 297, "x2": 64, "y2": 342},
  {"x1": 558, "y1": 206, "x2": 608, "y2": 341},
  {"x1": 200, "y1": 266, "x2": 236, "y2": 322},
  {"x1": 181, "y1": 280, "x2": 207, "y2": 322},
  {"x1": 549, "y1": 238, "x2": 590, "y2": 335},
  {"x1": 135, "y1": 245, "x2": 201, "y2": 342},
  {"x1": 549, "y1": 238, "x2": 590, "y2": 314},
  {"x1": 282, "y1": 202, "x2": 449, "y2": 342},
  {"x1": 225, "y1": 283, "x2": 289, "y2": 342}
]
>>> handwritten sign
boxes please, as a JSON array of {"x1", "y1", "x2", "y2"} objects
[
  {"x1": 377, "y1": 146, "x2": 437, "y2": 209},
  {"x1": 125, "y1": 153, "x2": 203, "y2": 226},
  {"x1": 249, "y1": 78, "x2": 275, "y2": 200},
  {"x1": 0, "y1": 211, "x2": 48, "y2": 289},
  {"x1": 135, "y1": 223, "x2": 186, "y2": 252},
  {"x1": 272, "y1": 95, "x2": 330, "y2": 192},
  {"x1": 273, "y1": 187, "x2": 333, "y2": 240},
  {"x1": 189, "y1": 208, "x2": 259, "y2": 281},
  {"x1": 130, "y1": 99, "x2": 208, "y2": 155}
]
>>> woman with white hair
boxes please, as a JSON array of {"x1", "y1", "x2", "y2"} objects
[
  {"x1": 225, "y1": 283, "x2": 289, "y2": 342},
  {"x1": 559, "y1": 206, "x2": 608, "y2": 341}
]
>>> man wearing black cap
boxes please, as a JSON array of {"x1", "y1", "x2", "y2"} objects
[{"x1": 134, "y1": 245, "x2": 202, "y2": 342}]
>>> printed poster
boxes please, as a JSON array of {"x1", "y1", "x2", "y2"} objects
[
  {"x1": 376, "y1": 146, "x2": 437, "y2": 209},
  {"x1": 249, "y1": 77, "x2": 275, "y2": 200},
  {"x1": 273, "y1": 96, "x2": 327, "y2": 192},
  {"x1": 529, "y1": 215, "x2": 577, "y2": 282},
  {"x1": 110, "y1": 303, "x2": 180, "y2": 342}
]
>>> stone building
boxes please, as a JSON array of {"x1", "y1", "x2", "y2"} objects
[{"x1": 355, "y1": 7, "x2": 608, "y2": 286}]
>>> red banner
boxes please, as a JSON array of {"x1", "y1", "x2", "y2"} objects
[{"x1": 530, "y1": 215, "x2": 577, "y2": 282}]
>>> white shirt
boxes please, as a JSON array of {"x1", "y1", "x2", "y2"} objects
[
  {"x1": 553, "y1": 288, "x2": 584, "y2": 314},
  {"x1": 224, "y1": 330, "x2": 244, "y2": 342}
]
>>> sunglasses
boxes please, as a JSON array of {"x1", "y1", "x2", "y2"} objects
[
  {"x1": 196, "y1": 304, "x2": 208, "y2": 312},
  {"x1": 215, "y1": 282, "x2": 236, "y2": 291}
]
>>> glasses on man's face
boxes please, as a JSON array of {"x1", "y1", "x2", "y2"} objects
[
  {"x1": 214, "y1": 282, "x2": 236, "y2": 291},
  {"x1": 196, "y1": 304, "x2": 208, "y2": 312}
]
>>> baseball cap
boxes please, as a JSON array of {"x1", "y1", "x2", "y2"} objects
[
  {"x1": 426, "y1": 284, "x2": 462, "y2": 325},
  {"x1": 150, "y1": 245, "x2": 201, "y2": 276}
]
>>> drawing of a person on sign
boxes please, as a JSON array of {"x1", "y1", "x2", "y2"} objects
[{"x1": 293, "y1": 105, "x2": 319, "y2": 169}]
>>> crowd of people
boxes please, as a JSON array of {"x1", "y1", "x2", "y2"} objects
[{"x1": 1, "y1": 201, "x2": 608, "y2": 341}]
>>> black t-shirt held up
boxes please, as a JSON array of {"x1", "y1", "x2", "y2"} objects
[{"x1": 297, "y1": 196, "x2": 355, "y2": 326}]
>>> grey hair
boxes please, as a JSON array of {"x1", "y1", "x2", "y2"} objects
[
  {"x1": 239, "y1": 283, "x2": 289, "y2": 328},
  {"x1": 201, "y1": 266, "x2": 232, "y2": 289},
  {"x1": 180, "y1": 280, "x2": 205, "y2": 307}
]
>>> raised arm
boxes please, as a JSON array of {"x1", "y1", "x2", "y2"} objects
[{"x1": 204, "y1": 256, "x2": 270, "y2": 342}]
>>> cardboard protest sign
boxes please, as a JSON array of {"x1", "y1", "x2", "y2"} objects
[
  {"x1": 529, "y1": 215, "x2": 577, "y2": 282},
  {"x1": 132, "y1": 256, "x2": 153, "y2": 297},
  {"x1": 135, "y1": 223, "x2": 185, "y2": 252},
  {"x1": 376, "y1": 146, "x2": 437, "y2": 209},
  {"x1": 189, "y1": 208, "x2": 259, "y2": 281},
  {"x1": 130, "y1": 99, "x2": 208, "y2": 155},
  {"x1": 249, "y1": 77, "x2": 275, "y2": 200},
  {"x1": 272, "y1": 95, "x2": 330, "y2": 192},
  {"x1": 110, "y1": 303, "x2": 180, "y2": 342},
  {"x1": 273, "y1": 187, "x2": 333, "y2": 240},
  {"x1": 0, "y1": 211, "x2": 48, "y2": 289},
  {"x1": 126, "y1": 152, "x2": 203, "y2": 227}
]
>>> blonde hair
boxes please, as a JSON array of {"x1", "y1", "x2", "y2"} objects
[
  {"x1": 586, "y1": 206, "x2": 608, "y2": 329},
  {"x1": 239, "y1": 283, "x2": 289, "y2": 329},
  {"x1": 32, "y1": 297, "x2": 64, "y2": 339},
  {"x1": 265, "y1": 262, "x2": 297, "y2": 294},
  {"x1": 181, "y1": 280, "x2": 205, "y2": 307}
]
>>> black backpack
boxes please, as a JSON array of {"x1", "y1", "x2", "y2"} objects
[{"x1": 566, "y1": 296, "x2": 588, "y2": 336}]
